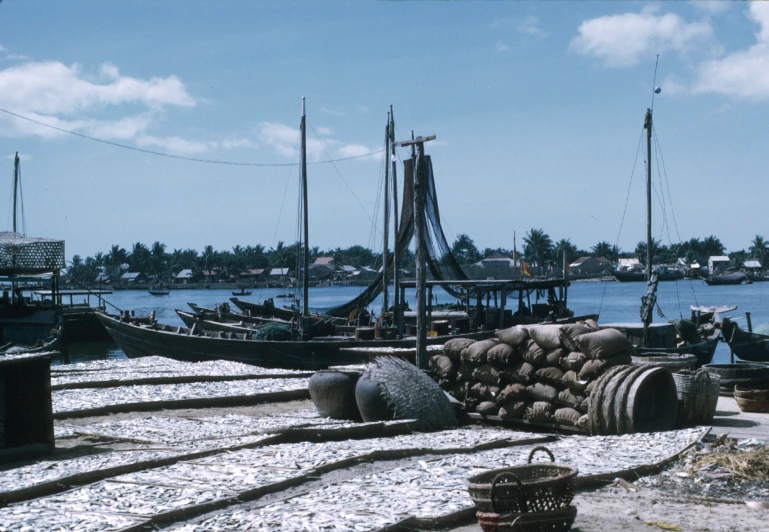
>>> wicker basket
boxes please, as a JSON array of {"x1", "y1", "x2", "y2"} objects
[
  {"x1": 476, "y1": 506, "x2": 577, "y2": 532},
  {"x1": 672, "y1": 369, "x2": 720, "y2": 427},
  {"x1": 734, "y1": 381, "x2": 769, "y2": 413},
  {"x1": 467, "y1": 447, "x2": 578, "y2": 514}
]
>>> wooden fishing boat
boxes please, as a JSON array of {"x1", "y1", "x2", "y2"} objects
[
  {"x1": 176, "y1": 309, "x2": 288, "y2": 334},
  {"x1": 230, "y1": 297, "x2": 296, "y2": 321},
  {"x1": 0, "y1": 326, "x2": 61, "y2": 355},
  {"x1": 232, "y1": 288, "x2": 252, "y2": 296},
  {"x1": 704, "y1": 272, "x2": 750, "y2": 286},
  {"x1": 721, "y1": 319, "x2": 769, "y2": 363},
  {"x1": 95, "y1": 310, "x2": 494, "y2": 370},
  {"x1": 634, "y1": 330, "x2": 720, "y2": 367},
  {"x1": 614, "y1": 265, "x2": 684, "y2": 283},
  {"x1": 187, "y1": 303, "x2": 288, "y2": 326},
  {"x1": 148, "y1": 287, "x2": 170, "y2": 296}
]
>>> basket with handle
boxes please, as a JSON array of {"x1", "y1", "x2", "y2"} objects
[
  {"x1": 476, "y1": 506, "x2": 577, "y2": 532},
  {"x1": 673, "y1": 369, "x2": 720, "y2": 426},
  {"x1": 467, "y1": 446, "x2": 578, "y2": 514}
]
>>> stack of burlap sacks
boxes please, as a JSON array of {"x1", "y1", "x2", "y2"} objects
[{"x1": 430, "y1": 320, "x2": 635, "y2": 431}]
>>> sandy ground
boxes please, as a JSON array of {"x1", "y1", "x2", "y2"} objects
[{"x1": 441, "y1": 484, "x2": 768, "y2": 532}]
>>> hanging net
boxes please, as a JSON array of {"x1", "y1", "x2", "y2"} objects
[{"x1": 326, "y1": 154, "x2": 467, "y2": 317}]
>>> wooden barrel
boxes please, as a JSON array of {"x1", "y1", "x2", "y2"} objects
[
  {"x1": 308, "y1": 370, "x2": 362, "y2": 420},
  {"x1": 430, "y1": 320, "x2": 450, "y2": 336},
  {"x1": 590, "y1": 365, "x2": 677, "y2": 435},
  {"x1": 355, "y1": 327, "x2": 376, "y2": 341}
]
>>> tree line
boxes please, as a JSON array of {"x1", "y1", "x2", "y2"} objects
[{"x1": 66, "y1": 230, "x2": 769, "y2": 284}]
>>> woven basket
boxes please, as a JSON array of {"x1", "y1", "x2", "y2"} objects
[
  {"x1": 672, "y1": 369, "x2": 720, "y2": 426},
  {"x1": 734, "y1": 381, "x2": 769, "y2": 413},
  {"x1": 467, "y1": 447, "x2": 578, "y2": 514},
  {"x1": 476, "y1": 506, "x2": 577, "y2": 532}
]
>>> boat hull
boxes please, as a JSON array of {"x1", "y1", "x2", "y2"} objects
[
  {"x1": 634, "y1": 334, "x2": 719, "y2": 367},
  {"x1": 95, "y1": 312, "x2": 495, "y2": 370},
  {"x1": 723, "y1": 322, "x2": 769, "y2": 363},
  {"x1": 704, "y1": 273, "x2": 750, "y2": 286}
]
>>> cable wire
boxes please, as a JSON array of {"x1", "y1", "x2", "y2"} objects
[{"x1": 0, "y1": 107, "x2": 383, "y2": 167}]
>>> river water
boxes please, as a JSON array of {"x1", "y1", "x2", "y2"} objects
[{"x1": 65, "y1": 280, "x2": 769, "y2": 366}]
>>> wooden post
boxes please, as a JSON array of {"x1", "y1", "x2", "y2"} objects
[
  {"x1": 390, "y1": 107, "x2": 400, "y2": 332},
  {"x1": 395, "y1": 135, "x2": 435, "y2": 369},
  {"x1": 300, "y1": 97, "x2": 310, "y2": 320},
  {"x1": 427, "y1": 285, "x2": 433, "y2": 334},
  {"x1": 643, "y1": 108, "x2": 653, "y2": 346},
  {"x1": 746, "y1": 312, "x2": 753, "y2": 333},
  {"x1": 499, "y1": 288, "x2": 506, "y2": 329},
  {"x1": 382, "y1": 113, "x2": 390, "y2": 317}
]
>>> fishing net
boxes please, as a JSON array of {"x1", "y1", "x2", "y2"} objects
[
  {"x1": 326, "y1": 155, "x2": 467, "y2": 317},
  {"x1": 249, "y1": 322, "x2": 292, "y2": 341}
]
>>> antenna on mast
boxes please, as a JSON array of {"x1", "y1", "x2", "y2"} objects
[{"x1": 651, "y1": 54, "x2": 661, "y2": 112}]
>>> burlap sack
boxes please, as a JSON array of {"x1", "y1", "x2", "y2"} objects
[
  {"x1": 443, "y1": 338, "x2": 477, "y2": 363},
  {"x1": 554, "y1": 407, "x2": 582, "y2": 426},
  {"x1": 429, "y1": 355, "x2": 456, "y2": 380},
  {"x1": 472, "y1": 363, "x2": 502, "y2": 385},
  {"x1": 462, "y1": 339, "x2": 500, "y2": 366},
  {"x1": 500, "y1": 361, "x2": 537, "y2": 384},
  {"x1": 469, "y1": 382, "x2": 501, "y2": 401},
  {"x1": 495, "y1": 326, "x2": 530, "y2": 348},
  {"x1": 486, "y1": 343, "x2": 518, "y2": 368},
  {"x1": 575, "y1": 328, "x2": 634, "y2": 360},
  {"x1": 499, "y1": 401, "x2": 527, "y2": 420},
  {"x1": 477, "y1": 401, "x2": 500, "y2": 416},
  {"x1": 526, "y1": 382, "x2": 559, "y2": 403},
  {"x1": 556, "y1": 388, "x2": 585, "y2": 410},
  {"x1": 559, "y1": 323, "x2": 596, "y2": 352},
  {"x1": 535, "y1": 367, "x2": 565, "y2": 387},
  {"x1": 545, "y1": 348, "x2": 568, "y2": 367},
  {"x1": 525, "y1": 401, "x2": 553, "y2": 421},
  {"x1": 521, "y1": 339, "x2": 547, "y2": 366},
  {"x1": 578, "y1": 352, "x2": 632, "y2": 380},
  {"x1": 497, "y1": 383, "x2": 527, "y2": 405},
  {"x1": 527, "y1": 324, "x2": 564, "y2": 350},
  {"x1": 561, "y1": 370, "x2": 588, "y2": 393},
  {"x1": 559, "y1": 351, "x2": 587, "y2": 372}
]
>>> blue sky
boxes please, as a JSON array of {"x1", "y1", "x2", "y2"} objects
[{"x1": 1, "y1": 0, "x2": 768, "y2": 261}]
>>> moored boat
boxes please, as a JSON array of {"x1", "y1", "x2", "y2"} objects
[
  {"x1": 704, "y1": 272, "x2": 750, "y2": 286},
  {"x1": 720, "y1": 319, "x2": 769, "y2": 363}
]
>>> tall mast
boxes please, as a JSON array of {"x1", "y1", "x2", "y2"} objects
[
  {"x1": 301, "y1": 98, "x2": 309, "y2": 317},
  {"x1": 390, "y1": 107, "x2": 400, "y2": 333},
  {"x1": 13, "y1": 152, "x2": 19, "y2": 233},
  {"x1": 382, "y1": 113, "x2": 390, "y2": 316},
  {"x1": 643, "y1": 107, "x2": 653, "y2": 338}
]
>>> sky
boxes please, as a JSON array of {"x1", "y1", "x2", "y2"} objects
[{"x1": 1, "y1": 0, "x2": 768, "y2": 261}]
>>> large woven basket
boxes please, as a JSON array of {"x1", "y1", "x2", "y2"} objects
[
  {"x1": 467, "y1": 447, "x2": 578, "y2": 514},
  {"x1": 476, "y1": 506, "x2": 577, "y2": 532},
  {"x1": 734, "y1": 381, "x2": 769, "y2": 413},
  {"x1": 672, "y1": 369, "x2": 720, "y2": 426}
]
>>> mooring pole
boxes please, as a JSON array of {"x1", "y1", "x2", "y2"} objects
[{"x1": 395, "y1": 134, "x2": 436, "y2": 370}]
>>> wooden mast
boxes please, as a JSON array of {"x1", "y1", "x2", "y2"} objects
[
  {"x1": 301, "y1": 98, "x2": 309, "y2": 318},
  {"x1": 13, "y1": 152, "x2": 19, "y2": 233},
  {"x1": 643, "y1": 107, "x2": 653, "y2": 341},
  {"x1": 395, "y1": 134, "x2": 436, "y2": 370},
  {"x1": 390, "y1": 107, "x2": 400, "y2": 335},
  {"x1": 382, "y1": 113, "x2": 390, "y2": 317}
]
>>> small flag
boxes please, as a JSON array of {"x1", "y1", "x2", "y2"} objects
[{"x1": 521, "y1": 259, "x2": 533, "y2": 277}]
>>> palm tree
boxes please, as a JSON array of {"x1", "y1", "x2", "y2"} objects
[
  {"x1": 634, "y1": 238, "x2": 662, "y2": 266},
  {"x1": 749, "y1": 235, "x2": 769, "y2": 266},
  {"x1": 591, "y1": 241, "x2": 614, "y2": 261},
  {"x1": 451, "y1": 234, "x2": 481, "y2": 265},
  {"x1": 523, "y1": 228, "x2": 552, "y2": 269},
  {"x1": 129, "y1": 242, "x2": 151, "y2": 272},
  {"x1": 553, "y1": 239, "x2": 578, "y2": 265}
]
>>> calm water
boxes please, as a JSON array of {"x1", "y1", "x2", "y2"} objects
[{"x1": 64, "y1": 280, "x2": 769, "y2": 366}]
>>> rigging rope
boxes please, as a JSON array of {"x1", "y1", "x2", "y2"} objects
[
  {"x1": 598, "y1": 129, "x2": 644, "y2": 316},
  {"x1": 0, "y1": 107, "x2": 383, "y2": 167}
]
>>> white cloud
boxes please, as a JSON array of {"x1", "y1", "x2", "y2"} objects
[
  {"x1": 517, "y1": 16, "x2": 548, "y2": 39},
  {"x1": 256, "y1": 122, "x2": 377, "y2": 162},
  {"x1": 691, "y1": 3, "x2": 769, "y2": 100},
  {"x1": 571, "y1": 7, "x2": 713, "y2": 67},
  {"x1": 4, "y1": 153, "x2": 32, "y2": 161},
  {"x1": 136, "y1": 135, "x2": 216, "y2": 156},
  {"x1": 319, "y1": 105, "x2": 346, "y2": 117},
  {"x1": 495, "y1": 41, "x2": 509, "y2": 53},
  {"x1": 316, "y1": 126, "x2": 334, "y2": 136},
  {"x1": 220, "y1": 137, "x2": 253, "y2": 150},
  {"x1": 690, "y1": 0, "x2": 731, "y2": 16}
]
